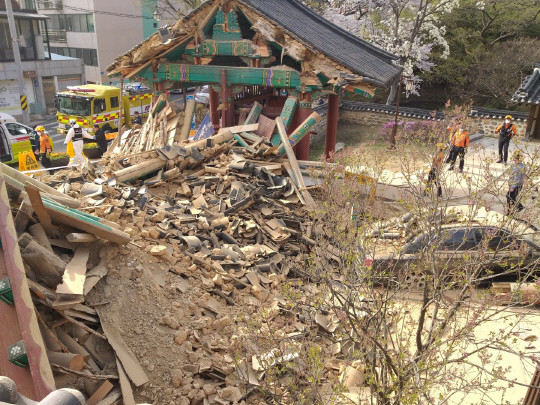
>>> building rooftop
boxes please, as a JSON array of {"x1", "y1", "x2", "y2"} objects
[
  {"x1": 241, "y1": 0, "x2": 400, "y2": 88},
  {"x1": 512, "y1": 63, "x2": 540, "y2": 105},
  {"x1": 106, "y1": 0, "x2": 400, "y2": 91}
]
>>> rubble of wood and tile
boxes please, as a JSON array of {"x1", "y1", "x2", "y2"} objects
[{"x1": 1, "y1": 100, "x2": 369, "y2": 405}]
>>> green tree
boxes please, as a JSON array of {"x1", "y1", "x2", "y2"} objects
[{"x1": 426, "y1": 0, "x2": 540, "y2": 107}]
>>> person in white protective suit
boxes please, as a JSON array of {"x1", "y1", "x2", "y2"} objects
[{"x1": 64, "y1": 119, "x2": 94, "y2": 169}]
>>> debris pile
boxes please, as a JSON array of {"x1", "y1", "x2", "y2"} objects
[{"x1": 1, "y1": 101, "x2": 366, "y2": 404}]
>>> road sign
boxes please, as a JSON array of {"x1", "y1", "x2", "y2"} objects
[{"x1": 20, "y1": 95, "x2": 28, "y2": 111}]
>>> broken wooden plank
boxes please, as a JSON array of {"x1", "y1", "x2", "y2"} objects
[
  {"x1": 116, "y1": 357, "x2": 136, "y2": 405},
  {"x1": 95, "y1": 308, "x2": 149, "y2": 387},
  {"x1": 84, "y1": 261, "x2": 109, "y2": 296},
  {"x1": 55, "y1": 246, "x2": 90, "y2": 297},
  {"x1": 244, "y1": 102, "x2": 263, "y2": 125},
  {"x1": 279, "y1": 96, "x2": 298, "y2": 132},
  {"x1": 86, "y1": 380, "x2": 114, "y2": 405},
  {"x1": 178, "y1": 98, "x2": 196, "y2": 143},
  {"x1": 24, "y1": 185, "x2": 56, "y2": 237},
  {"x1": 19, "y1": 234, "x2": 65, "y2": 288},
  {"x1": 40, "y1": 197, "x2": 130, "y2": 245},
  {"x1": 255, "y1": 115, "x2": 276, "y2": 140},
  {"x1": 14, "y1": 198, "x2": 34, "y2": 235},
  {"x1": 217, "y1": 123, "x2": 259, "y2": 135},
  {"x1": 275, "y1": 117, "x2": 316, "y2": 208},
  {"x1": 1, "y1": 162, "x2": 80, "y2": 208},
  {"x1": 66, "y1": 233, "x2": 98, "y2": 243},
  {"x1": 46, "y1": 351, "x2": 85, "y2": 371},
  {"x1": 276, "y1": 111, "x2": 321, "y2": 157},
  {"x1": 113, "y1": 157, "x2": 167, "y2": 184},
  {"x1": 27, "y1": 223, "x2": 53, "y2": 252}
]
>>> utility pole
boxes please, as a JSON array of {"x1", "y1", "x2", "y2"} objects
[{"x1": 5, "y1": 0, "x2": 30, "y2": 125}]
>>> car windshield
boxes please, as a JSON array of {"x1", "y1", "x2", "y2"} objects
[
  {"x1": 402, "y1": 226, "x2": 524, "y2": 254},
  {"x1": 57, "y1": 95, "x2": 92, "y2": 116}
]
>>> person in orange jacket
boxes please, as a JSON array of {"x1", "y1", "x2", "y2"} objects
[
  {"x1": 447, "y1": 123, "x2": 469, "y2": 173},
  {"x1": 495, "y1": 115, "x2": 517, "y2": 164}
]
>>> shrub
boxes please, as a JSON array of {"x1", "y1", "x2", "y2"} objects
[
  {"x1": 49, "y1": 152, "x2": 70, "y2": 161},
  {"x1": 83, "y1": 142, "x2": 98, "y2": 149}
]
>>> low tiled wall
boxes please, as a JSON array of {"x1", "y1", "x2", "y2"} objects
[{"x1": 338, "y1": 109, "x2": 527, "y2": 137}]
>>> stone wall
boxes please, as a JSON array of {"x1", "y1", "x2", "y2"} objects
[
  {"x1": 309, "y1": 104, "x2": 528, "y2": 144},
  {"x1": 338, "y1": 109, "x2": 527, "y2": 137}
]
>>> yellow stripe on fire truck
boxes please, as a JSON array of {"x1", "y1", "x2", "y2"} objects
[
  {"x1": 130, "y1": 93, "x2": 152, "y2": 101},
  {"x1": 93, "y1": 111, "x2": 120, "y2": 123},
  {"x1": 58, "y1": 115, "x2": 88, "y2": 125}
]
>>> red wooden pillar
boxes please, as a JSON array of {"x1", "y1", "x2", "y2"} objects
[
  {"x1": 209, "y1": 86, "x2": 220, "y2": 130},
  {"x1": 221, "y1": 69, "x2": 228, "y2": 128},
  {"x1": 325, "y1": 93, "x2": 340, "y2": 160},
  {"x1": 295, "y1": 93, "x2": 312, "y2": 160},
  {"x1": 221, "y1": 69, "x2": 235, "y2": 127}
]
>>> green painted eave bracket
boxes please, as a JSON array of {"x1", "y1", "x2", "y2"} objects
[
  {"x1": 189, "y1": 40, "x2": 254, "y2": 57},
  {"x1": 136, "y1": 64, "x2": 319, "y2": 91}
]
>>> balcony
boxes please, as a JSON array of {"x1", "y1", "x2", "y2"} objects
[
  {"x1": 0, "y1": 0, "x2": 37, "y2": 12},
  {"x1": 47, "y1": 29, "x2": 66, "y2": 42},
  {"x1": 36, "y1": 0, "x2": 62, "y2": 10}
]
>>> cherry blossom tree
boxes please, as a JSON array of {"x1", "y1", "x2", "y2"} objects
[{"x1": 307, "y1": 0, "x2": 459, "y2": 104}]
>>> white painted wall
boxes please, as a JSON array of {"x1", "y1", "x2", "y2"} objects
[{"x1": 93, "y1": 0, "x2": 144, "y2": 83}]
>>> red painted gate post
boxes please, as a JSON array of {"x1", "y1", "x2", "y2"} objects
[
  {"x1": 209, "y1": 86, "x2": 220, "y2": 130},
  {"x1": 295, "y1": 93, "x2": 312, "y2": 161},
  {"x1": 325, "y1": 93, "x2": 340, "y2": 160}
]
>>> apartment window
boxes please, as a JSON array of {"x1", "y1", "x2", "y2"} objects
[
  {"x1": 50, "y1": 46, "x2": 98, "y2": 66},
  {"x1": 48, "y1": 14, "x2": 94, "y2": 33}
]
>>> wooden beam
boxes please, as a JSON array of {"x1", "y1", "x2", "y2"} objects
[
  {"x1": 116, "y1": 358, "x2": 136, "y2": 405},
  {"x1": 14, "y1": 198, "x2": 34, "y2": 235},
  {"x1": 86, "y1": 380, "x2": 114, "y2": 405},
  {"x1": 178, "y1": 98, "x2": 196, "y2": 143},
  {"x1": 55, "y1": 247, "x2": 90, "y2": 296},
  {"x1": 66, "y1": 233, "x2": 98, "y2": 243},
  {"x1": 0, "y1": 171, "x2": 55, "y2": 403},
  {"x1": 95, "y1": 307, "x2": 149, "y2": 387},
  {"x1": 142, "y1": 64, "x2": 308, "y2": 89},
  {"x1": 0, "y1": 163, "x2": 80, "y2": 208},
  {"x1": 24, "y1": 186, "x2": 56, "y2": 237},
  {"x1": 217, "y1": 123, "x2": 258, "y2": 135},
  {"x1": 276, "y1": 111, "x2": 321, "y2": 157},
  {"x1": 40, "y1": 197, "x2": 130, "y2": 245},
  {"x1": 276, "y1": 117, "x2": 316, "y2": 208}
]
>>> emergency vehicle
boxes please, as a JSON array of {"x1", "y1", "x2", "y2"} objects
[
  {"x1": 0, "y1": 112, "x2": 33, "y2": 164},
  {"x1": 55, "y1": 84, "x2": 152, "y2": 136}
]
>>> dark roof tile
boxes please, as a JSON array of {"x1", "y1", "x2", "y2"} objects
[
  {"x1": 512, "y1": 64, "x2": 540, "y2": 105},
  {"x1": 241, "y1": 0, "x2": 401, "y2": 88}
]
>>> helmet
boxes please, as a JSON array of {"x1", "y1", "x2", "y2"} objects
[
  {"x1": 73, "y1": 124, "x2": 80, "y2": 129},
  {"x1": 505, "y1": 115, "x2": 513, "y2": 120},
  {"x1": 35, "y1": 126, "x2": 45, "y2": 132},
  {"x1": 69, "y1": 119, "x2": 76, "y2": 126},
  {"x1": 436, "y1": 143, "x2": 446, "y2": 150}
]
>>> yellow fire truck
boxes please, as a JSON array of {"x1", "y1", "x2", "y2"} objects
[{"x1": 55, "y1": 84, "x2": 152, "y2": 136}]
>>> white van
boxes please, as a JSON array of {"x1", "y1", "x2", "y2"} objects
[{"x1": 0, "y1": 113, "x2": 34, "y2": 164}]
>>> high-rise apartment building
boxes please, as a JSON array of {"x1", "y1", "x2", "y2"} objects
[
  {"x1": 37, "y1": 0, "x2": 148, "y2": 84},
  {"x1": 0, "y1": 0, "x2": 84, "y2": 115}
]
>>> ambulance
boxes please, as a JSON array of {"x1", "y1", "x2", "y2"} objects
[
  {"x1": 55, "y1": 84, "x2": 152, "y2": 137},
  {"x1": 0, "y1": 112, "x2": 34, "y2": 164}
]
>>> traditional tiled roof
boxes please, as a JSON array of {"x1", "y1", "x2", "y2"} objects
[
  {"x1": 241, "y1": 0, "x2": 400, "y2": 88},
  {"x1": 512, "y1": 63, "x2": 540, "y2": 105},
  {"x1": 107, "y1": 0, "x2": 400, "y2": 90},
  {"x1": 341, "y1": 101, "x2": 529, "y2": 122}
]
